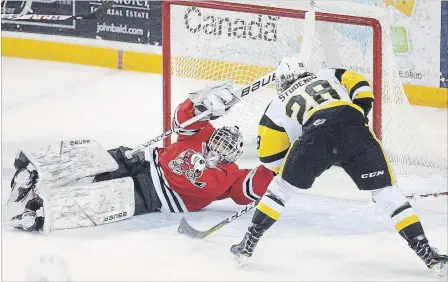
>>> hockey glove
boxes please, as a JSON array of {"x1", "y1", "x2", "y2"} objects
[{"x1": 189, "y1": 79, "x2": 235, "y2": 120}]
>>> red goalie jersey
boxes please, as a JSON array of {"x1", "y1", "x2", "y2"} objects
[{"x1": 147, "y1": 99, "x2": 274, "y2": 212}]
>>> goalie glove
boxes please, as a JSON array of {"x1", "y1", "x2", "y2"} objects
[{"x1": 189, "y1": 79, "x2": 235, "y2": 120}]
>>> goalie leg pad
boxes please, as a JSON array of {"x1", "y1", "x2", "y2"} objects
[
  {"x1": 41, "y1": 177, "x2": 136, "y2": 234},
  {"x1": 17, "y1": 139, "x2": 119, "y2": 191}
]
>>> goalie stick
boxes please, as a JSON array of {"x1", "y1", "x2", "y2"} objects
[
  {"x1": 1, "y1": 1, "x2": 113, "y2": 21},
  {"x1": 125, "y1": 10, "x2": 314, "y2": 159},
  {"x1": 125, "y1": 71, "x2": 276, "y2": 159},
  {"x1": 178, "y1": 201, "x2": 257, "y2": 239},
  {"x1": 177, "y1": 190, "x2": 448, "y2": 239}
]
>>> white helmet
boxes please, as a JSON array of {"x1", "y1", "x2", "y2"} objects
[
  {"x1": 275, "y1": 57, "x2": 310, "y2": 94},
  {"x1": 208, "y1": 126, "x2": 244, "y2": 163}
]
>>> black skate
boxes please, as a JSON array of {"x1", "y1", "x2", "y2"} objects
[
  {"x1": 10, "y1": 196, "x2": 44, "y2": 232},
  {"x1": 7, "y1": 152, "x2": 38, "y2": 204},
  {"x1": 409, "y1": 236, "x2": 448, "y2": 277},
  {"x1": 230, "y1": 224, "x2": 265, "y2": 265}
]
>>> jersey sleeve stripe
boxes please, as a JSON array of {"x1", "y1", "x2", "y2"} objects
[
  {"x1": 242, "y1": 167, "x2": 260, "y2": 201},
  {"x1": 262, "y1": 159, "x2": 283, "y2": 174},
  {"x1": 259, "y1": 113, "x2": 286, "y2": 132},
  {"x1": 260, "y1": 148, "x2": 289, "y2": 164},
  {"x1": 156, "y1": 161, "x2": 187, "y2": 213},
  {"x1": 173, "y1": 105, "x2": 181, "y2": 127},
  {"x1": 258, "y1": 125, "x2": 290, "y2": 157},
  {"x1": 334, "y1": 68, "x2": 346, "y2": 82},
  {"x1": 149, "y1": 149, "x2": 187, "y2": 213},
  {"x1": 177, "y1": 128, "x2": 199, "y2": 135},
  {"x1": 353, "y1": 90, "x2": 374, "y2": 100},
  {"x1": 173, "y1": 104, "x2": 201, "y2": 136},
  {"x1": 349, "y1": 81, "x2": 371, "y2": 99}
]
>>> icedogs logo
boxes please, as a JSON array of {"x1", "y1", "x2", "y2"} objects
[{"x1": 168, "y1": 150, "x2": 207, "y2": 188}]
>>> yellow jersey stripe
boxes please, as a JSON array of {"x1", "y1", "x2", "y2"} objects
[
  {"x1": 395, "y1": 215, "x2": 420, "y2": 232},
  {"x1": 353, "y1": 91, "x2": 374, "y2": 99},
  {"x1": 259, "y1": 148, "x2": 289, "y2": 164},
  {"x1": 367, "y1": 126, "x2": 396, "y2": 185},
  {"x1": 336, "y1": 69, "x2": 372, "y2": 99},
  {"x1": 257, "y1": 202, "x2": 281, "y2": 220},
  {"x1": 258, "y1": 125, "x2": 290, "y2": 158},
  {"x1": 305, "y1": 100, "x2": 365, "y2": 121}
]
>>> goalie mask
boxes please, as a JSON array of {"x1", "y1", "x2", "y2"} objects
[
  {"x1": 207, "y1": 126, "x2": 244, "y2": 163},
  {"x1": 275, "y1": 57, "x2": 311, "y2": 94}
]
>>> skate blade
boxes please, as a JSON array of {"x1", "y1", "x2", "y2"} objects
[
  {"x1": 432, "y1": 262, "x2": 447, "y2": 277},
  {"x1": 235, "y1": 254, "x2": 249, "y2": 266}
]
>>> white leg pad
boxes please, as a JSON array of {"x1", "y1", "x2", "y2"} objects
[
  {"x1": 21, "y1": 139, "x2": 118, "y2": 190},
  {"x1": 40, "y1": 177, "x2": 135, "y2": 234},
  {"x1": 267, "y1": 175, "x2": 294, "y2": 203},
  {"x1": 371, "y1": 185, "x2": 409, "y2": 216}
]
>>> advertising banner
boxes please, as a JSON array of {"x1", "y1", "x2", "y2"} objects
[
  {"x1": 1, "y1": 0, "x2": 85, "y2": 35},
  {"x1": 1, "y1": 0, "x2": 162, "y2": 46},
  {"x1": 90, "y1": 0, "x2": 161, "y2": 45},
  {"x1": 441, "y1": 1, "x2": 448, "y2": 88}
]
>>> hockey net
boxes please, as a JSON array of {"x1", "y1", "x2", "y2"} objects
[{"x1": 163, "y1": 0, "x2": 447, "y2": 183}]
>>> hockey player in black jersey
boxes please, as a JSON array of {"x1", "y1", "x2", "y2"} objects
[{"x1": 230, "y1": 57, "x2": 448, "y2": 276}]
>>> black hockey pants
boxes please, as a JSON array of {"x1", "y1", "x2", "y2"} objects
[{"x1": 94, "y1": 146, "x2": 162, "y2": 215}]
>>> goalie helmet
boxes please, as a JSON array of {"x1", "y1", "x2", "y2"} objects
[
  {"x1": 208, "y1": 126, "x2": 244, "y2": 163},
  {"x1": 275, "y1": 57, "x2": 311, "y2": 94}
]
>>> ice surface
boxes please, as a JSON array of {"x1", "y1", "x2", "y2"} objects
[{"x1": 1, "y1": 58, "x2": 447, "y2": 281}]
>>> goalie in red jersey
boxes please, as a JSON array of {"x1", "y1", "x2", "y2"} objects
[{"x1": 7, "y1": 80, "x2": 274, "y2": 234}]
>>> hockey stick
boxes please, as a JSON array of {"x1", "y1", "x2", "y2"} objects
[
  {"x1": 125, "y1": 71, "x2": 276, "y2": 159},
  {"x1": 1, "y1": 1, "x2": 114, "y2": 21},
  {"x1": 126, "y1": 8, "x2": 312, "y2": 159},
  {"x1": 406, "y1": 191, "x2": 448, "y2": 199},
  {"x1": 177, "y1": 189, "x2": 448, "y2": 240},
  {"x1": 125, "y1": 109, "x2": 213, "y2": 159},
  {"x1": 178, "y1": 201, "x2": 257, "y2": 239}
]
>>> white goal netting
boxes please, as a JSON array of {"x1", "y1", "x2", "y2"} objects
[{"x1": 165, "y1": 0, "x2": 447, "y2": 179}]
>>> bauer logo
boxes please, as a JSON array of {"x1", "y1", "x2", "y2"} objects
[
  {"x1": 241, "y1": 72, "x2": 276, "y2": 97},
  {"x1": 69, "y1": 140, "x2": 90, "y2": 146},
  {"x1": 104, "y1": 211, "x2": 127, "y2": 222},
  {"x1": 183, "y1": 7, "x2": 278, "y2": 42}
]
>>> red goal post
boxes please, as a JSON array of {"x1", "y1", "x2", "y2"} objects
[{"x1": 162, "y1": 0, "x2": 383, "y2": 148}]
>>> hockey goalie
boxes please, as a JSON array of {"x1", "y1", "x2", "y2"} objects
[{"x1": 7, "y1": 80, "x2": 274, "y2": 234}]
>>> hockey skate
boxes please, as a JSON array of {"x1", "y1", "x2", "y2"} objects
[
  {"x1": 230, "y1": 224, "x2": 265, "y2": 265},
  {"x1": 9, "y1": 196, "x2": 44, "y2": 232},
  {"x1": 409, "y1": 236, "x2": 448, "y2": 277}
]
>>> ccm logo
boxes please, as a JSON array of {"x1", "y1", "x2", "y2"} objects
[{"x1": 361, "y1": 170, "x2": 384, "y2": 178}]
